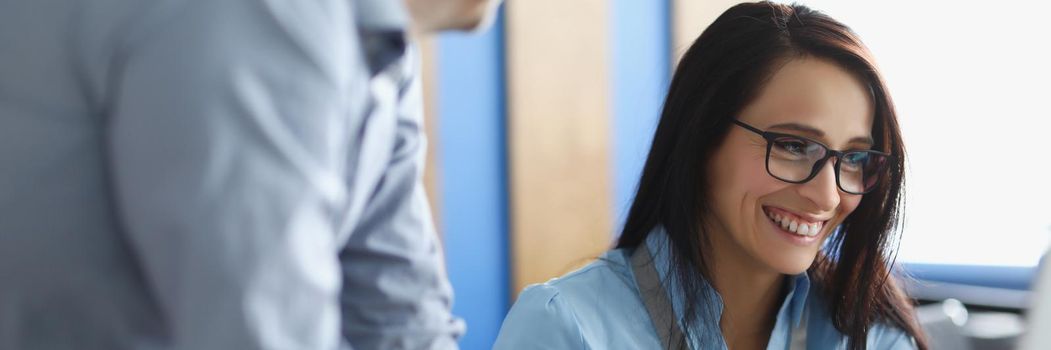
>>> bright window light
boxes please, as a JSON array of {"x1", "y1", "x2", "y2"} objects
[{"x1": 787, "y1": 1, "x2": 1051, "y2": 267}]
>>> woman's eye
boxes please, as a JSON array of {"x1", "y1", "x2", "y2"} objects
[
  {"x1": 773, "y1": 139, "x2": 808, "y2": 155},
  {"x1": 841, "y1": 153, "x2": 867, "y2": 171}
]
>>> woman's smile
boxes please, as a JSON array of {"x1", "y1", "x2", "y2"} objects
[{"x1": 762, "y1": 205, "x2": 831, "y2": 245}]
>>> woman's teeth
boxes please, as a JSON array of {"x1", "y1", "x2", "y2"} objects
[{"x1": 766, "y1": 211, "x2": 822, "y2": 237}]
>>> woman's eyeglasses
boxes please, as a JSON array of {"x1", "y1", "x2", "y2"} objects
[{"x1": 732, "y1": 119, "x2": 892, "y2": 195}]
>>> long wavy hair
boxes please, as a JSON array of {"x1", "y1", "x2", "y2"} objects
[{"x1": 615, "y1": 2, "x2": 927, "y2": 349}]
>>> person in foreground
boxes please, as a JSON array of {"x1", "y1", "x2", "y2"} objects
[
  {"x1": 493, "y1": 2, "x2": 927, "y2": 349},
  {"x1": 0, "y1": 0, "x2": 497, "y2": 349}
]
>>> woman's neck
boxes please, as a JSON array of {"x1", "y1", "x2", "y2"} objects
[
  {"x1": 707, "y1": 227, "x2": 788, "y2": 349},
  {"x1": 713, "y1": 259, "x2": 785, "y2": 349}
]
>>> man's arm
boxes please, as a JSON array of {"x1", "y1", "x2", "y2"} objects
[
  {"x1": 338, "y1": 45, "x2": 465, "y2": 349},
  {"x1": 107, "y1": 1, "x2": 356, "y2": 348}
]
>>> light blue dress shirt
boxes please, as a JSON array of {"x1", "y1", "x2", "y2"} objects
[
  {"x1": 493, "y1": 228, "x2": 916, "y2": 349},
  {"x1": 0, "y1": 0, "x2": 462, "y2": 349}
]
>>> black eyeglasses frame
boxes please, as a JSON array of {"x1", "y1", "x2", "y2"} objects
[{"x1": 731, "y1": 119, "x2": 893, "y2": 195}]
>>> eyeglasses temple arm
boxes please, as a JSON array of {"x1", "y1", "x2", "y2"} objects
[{"x1": 731, "y1": 119, "x2": 765, "y2": 136}]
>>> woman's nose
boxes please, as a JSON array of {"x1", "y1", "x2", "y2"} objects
[{"x1": 798, "y1": 158, "x2": 841, "y2": 212}]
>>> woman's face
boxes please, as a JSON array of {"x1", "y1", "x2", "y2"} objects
[{"x1": 706, "y1": 57, "x2": 874, "y2": 275}]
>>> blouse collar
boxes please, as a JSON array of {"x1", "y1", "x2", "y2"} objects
[{"x1": 642, "y1": 226, "x2": 811, "y2": 346}]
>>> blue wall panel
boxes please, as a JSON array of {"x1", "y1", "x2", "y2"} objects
[
  {"x1": 610, "y1": 0, "x2": 671, "y2": 232},
  {"x1": 435, "y1": 11, "x2": 509, "y2": 350}
]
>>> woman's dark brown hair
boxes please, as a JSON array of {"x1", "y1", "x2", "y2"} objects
[{"x1": 615, "y1": 2, "x2": 927, "y2": 349}]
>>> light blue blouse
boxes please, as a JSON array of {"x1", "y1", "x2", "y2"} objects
[{"x1": 493, "y1": 228, "x2": 916, "y2": 349}]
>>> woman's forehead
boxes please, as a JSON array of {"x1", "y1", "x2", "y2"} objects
[{"x1": 740, "y1": 57, "x2": 874, "y2": 147}]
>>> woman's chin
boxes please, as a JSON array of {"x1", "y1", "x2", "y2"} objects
[{"x1": 764, "y1": 252, "x2": 818, "y2": 276}]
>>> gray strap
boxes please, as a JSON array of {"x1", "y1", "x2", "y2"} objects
[
  {"x1": 631, "y1": 244, "x2": 809, "y2": 350},
  {"x1": 631, "y1": 245, "x2": 687, "y2": 350},
  {"x1": 790, "y1": 305, "x2": 808, "y2": 350}
]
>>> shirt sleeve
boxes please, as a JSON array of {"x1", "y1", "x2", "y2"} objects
[
  {"x1": 493, "y1": 284, "x2": 587, "y2": 349},
  {"x1": 868, "y1": 323, "x2": 919, "y2": 350},
  {"x1": 107, "y1": 1, "x2": 355, "y2": 349},
  {"x1": 336, "y1": 45, "x2": 465, "y2": 348}
]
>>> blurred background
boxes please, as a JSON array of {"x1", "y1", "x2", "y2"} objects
[{"x1": 414, "y1": 0, "x2": 1051, "y2": 349}]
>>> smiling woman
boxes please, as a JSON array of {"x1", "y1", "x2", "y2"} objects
[{"x1": 494, "y1": 2, "x2": 927, "y2": 350}]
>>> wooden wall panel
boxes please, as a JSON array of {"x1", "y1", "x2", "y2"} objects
[
  {"x1": 671, "y1": 0, "x2": 741, "y2": 65},
  {"x1": 506, "y1": 0, "x2": 613, "y2": 296}
]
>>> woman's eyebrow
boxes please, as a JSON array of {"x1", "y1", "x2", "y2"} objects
[
  {"x1": 849, "y1": 136, "x2": 875, "y2": 147},
  {"x1": 768, "y1": 122, "x2": 874, "y2": 146},
  {"x1": 768, "y1": 122, "x2": 824, "y2": 138}
]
